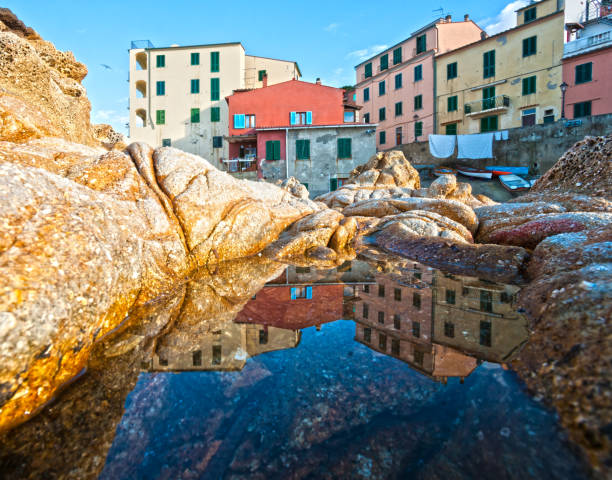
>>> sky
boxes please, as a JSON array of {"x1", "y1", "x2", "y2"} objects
[{"x1": 4, "y1": 0, "x2": 527, "y2": 135}]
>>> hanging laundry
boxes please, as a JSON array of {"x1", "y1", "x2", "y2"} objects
[
  {"x1": 501, "y1": 130, "x2": 509, "y2": 140},
  {"x1": 428, "y1": 134, "x2": 456, "y2": 158},
  {"x1": 494, "y1": 131, "x2": 502, "y2": 141},
  {"x1": 457, "y1": 133, "x2": 494, "y2": 159}
]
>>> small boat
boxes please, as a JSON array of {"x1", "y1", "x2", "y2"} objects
[
  {"x1": 499, "y1": 174, "x2": 531, "y2": 192},
  {"x1": 433, "y1": 166, "x2": 457, "y2": 176},
  {"x1": 456, "y1": 166, "x2": 493, "y2": 179},
  {"x1": 485, "y1": 166, "x2": 529, "y2": 176}
]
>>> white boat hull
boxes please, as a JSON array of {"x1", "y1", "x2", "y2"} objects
[{"x1": 456, "y1": 169, "x2": 493, "y2": 179}]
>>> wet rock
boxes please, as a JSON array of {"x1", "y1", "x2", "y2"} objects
[
  {"x1": 428, "y1": 174, "x2": 456, "y2": 198},
  {"x1": 509, "y1": 192, "x2": 611, "y2": 213},
  {"x1": 347, "y1": 150, "x2": 420, "y2": 189},
  {"x1": 375, "y1": 210, "x2": 474, "y2": 244},
  {"x1": 280, "y1": 176, "x2": 310, "y2": 200}
]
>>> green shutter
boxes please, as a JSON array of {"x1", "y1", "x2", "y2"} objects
[
  {"x1": 274, "y1": 141, "x2": 281, "y2": 160},
  {"x1": 523, "y1": 36, "x2": 537, "y2": 57},
  {"x1": 156, "y1": 81, "x2": 165, "y2": 96},
  {"x1": 448, "y1": 96, "x2": 457, "y2": 112},
  {"x1": 395, "y1": 102, "x2": 402, "y2": 116},
  {"x1": 211, "y1": 107, "x2": 220, "y2": 122},
  {"x1": 447, "y1": 62, "x2": 457, "y2": 79},
  {"x1": 395, "y1": 73, "x2": 402, "y2": 89},
  {"x1": 576, "y1": 63, "x2": 592, "y2": 84},
  {"x1": 156, "y1": 55, "x2": 165, "y2": 68},
  {"x1": 365, "y1": 63, "x2": 372, "y2": 78},
  {"x1": 414, "y1": 95, "x2": 422, "y2": 110},
  {"x1": 379, "y1": 107, "x2": 386, "y2": 121},
  {"x1": 445, "y1": 123, "x2": 457, "y2": 135},
  {"x1": 211, "y1": 78, "x2": 220, "y2": 101},
  {"x1": 330, "y1": 178, "x2": 338, "y2": 191},
  {"x1": 190, "y1": 108, "x2": 200, "y2": 123},
  {"x1": 337, "y1": 138, "x2": 351, "y2": 159},
  {"x1": 156, "y1": 110, "x2": 165, "y2": 125},
  {"x1": 480, "y1": 115, "x2": 498, "y2": 132},
  {"x1": 483, "y1": 50, "x2": 495, "y2": 78},
  {"x1": 380, "y1": 54, "x2": 388, "y2": 70},
  {"x1": 296, "y1": 139, "x2": 310, "y2": 160},
  {"x1": 414, "y1": 65, "x2": 422, "y2": 81},
  {"x1": 191, "y1": 79, "x2": 200, "y2": 94},
  {"x1": 416, "y1": 35, "x2": 426, "y2": 54},
  {"x1": 415, "y1": 121, "x2": 423, "y2": 138},
  {"x1": 211, "y1": 51, "x2": 219, "y2": 72},
  {"x1": 379, "y1": 131, "x2": 386, "y2": 144},
  {"x1": 524, "y1": 6, "x2": 536, "y2": 22},
  {"x1": 258, "y1": 69, "x2": 267, "y2": 81},
  {"x1": 522, "y1": 76, "x2": 536, "y2": 95},
  {"x1": 393, "y1": 47, "x2": 402, "y2": 64},
  {"x1": 191, "y1": 52, "x2": 200, "y2": 65}
]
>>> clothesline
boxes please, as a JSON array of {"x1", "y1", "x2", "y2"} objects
[{"x1": 428, "y1": 131, "x2": 509, "y2": 159}]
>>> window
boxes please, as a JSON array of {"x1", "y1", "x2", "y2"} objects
[
  {"x1": 462, "y1": 286, "x2": 469, "y2": 296},
  {"x1": 414, "y1": 64, "x2": 422, "y2": 82},
  {"x1": 412, "y1": 322, "x2": 420, "y2": 338},
  {"x1": 295, "y1": 266, "x2": 311, "y2": 274},
  {"x1": 364, "y1": 62, "x2": 372, "y2": 78},
  {"x1": 414, "y1": 350, "x2": 424, "y2": 365},
  {"x1": 416, "y1": 34, "x2": 426, "y2": 54},
  {"x1": 413, "y1": 292, "x2": 421, "y2": 309},
  {"x1": 444, "y1": 123, "x2": 458, "y2": 137},
  {"x1": 156, "y1": 110, "x2": 165, "y2": 125},
  {"x1": 378, "y1": 284, "x2": 385, "y2": 297},
  {"x1": 480, "y1": 321, "x2": 492, "y2": 347},
  {"x1": 447, "y1": 62, "x2": 457, "y2": 79},
  {"x1": 414, "y1": 94, "x2": 423, "y2": 110},
  {"x1": 574, "y1": 101, "x2": 592, "y2": 118},
  {"x1": 395, "y1": 73, "x2": 403, "y2": 89},
  {"x1": 159, "y1": 358, "x2": 168, "y2": 366},
  {"x1": 290, "y1": 111, "x2": 312, "y2": 125},
  {"x1": 447, "y1": 95, "x2": 458, "y2": 112},
  {"x1": 258, "y1": 69, "x2": 267, "y2": 81},
  {"x1": 162, "y1": 138, "x2": 171, "y2": 147},
  {"x1": 363, "y1": 303, "x2": 369, "y2": 318},
  {"x1": 522, "y1": 108, "x2": 536, "y2": 127},
  {"x1": 364, "y1": 87, "x2": 370, "y2": 102},
  {"x1": 296, "y1": 139, "x2": 310, "y2": 160},
  {"x1": 522, "y1": 75, "x2": 536, "y2": 95},
  {"x1": 363, "y1": 327, "x2": 371, "y2": 343},
  {"x1": 364, "y1": 113, "x2": 370, "y2": 123},
  {"x1": 212, "y1": 136, "x2": 223, "y2": 148},
  {"x1": 190, "y1": 79, "x2": 200, "y2": 94},
  {"x1": 480, "y1": 115, "x2": 498, "y2": 132},
  {"x1": 291, "y1": 286, "x2": 312, "y2": 299},
  {"x1": 330, "y1": 178, "x2": 338, "y2": 191},
  {"x1": 575, "y1": 62, "x2": 592, "y2": 84},
  {"x1": 337, "y1": 138, "x2": 352, "y2": 158},
  {"x1": 414, "y1": 121, "x2": 423, "y2": 138},
  {"x1": 192, "y1": 350, "x2": 202, "y2": 366},
  {"x1": 378, "y1": 311, "x2": 384, "y2": 324},
  {"x1": 524, "y1": 6, "x2": 536, "y2": 22},
  {"x1": 483, "y1": 50, "x2": 495, "y2": 78},
  {"x1": 212, "y1": 345, "x2": 221, "y2": 365},
  {"x1": 396, "y1": 127, "x2": 402, "y2": 145},
  {"x1": 543, "y1": 108, "x2": 555, "y2": 124},
  {"x1": 259, "y1": 329, "x2": 268, "y2": 344},
  {"x1": 482, "y1": 85, "x2": 496, "y2": 110},
  {"x1": 395, "y1": 101, "x2": 403, "y2": 117},
  {"x1": 210, "y1": 78, "x2": 220, "y2": 101},
  {"x1": 379, "y1": 107, "x2": 386, "y2": 121},
  {"x1": 344, "y1": 110, "x2": 356, "y2": 122},
  {"x1": 500, "y1": 291, "x2": 511, "y2": 303},
  {"x1": 210, "y1": 51, "x2": 220, "y2": 72},
  {"x1": 244, "y1": 114, "x2": 255, "y2": 128},
  {"x1": 363, "y1": 285, "x2": 370, "y2": 293},
  {"x1": 394, "y1": 314, "x2": 401, "y2": 330},
  {"x1": 379, "y1": 80, "x2": 386, "y2": 96},
  {"x1": 266, "y1": 140, "x2": 281, "y2": 160},
  {"x1": 379, "y1": 333, "x2": 387, "y2": 350},
  {"x1": 380, "y1": 54, "x2": 388, "y2": 71},
  {"x1": 190, "y1": 52, "x2": 200, "y2": 65},
  {"x1": 446, "y1": 289, "x2": 456, "y2": 304},
  {"x1": 394, "y1": 288, "x2": 401, "y2": 301},
  {"x1": 379, "y1": 131, "x2": 386, "y2": 144},
  {"x1": 414, "y1": 271, "x2": 421, "y2": 280},
  {"x1": 393, "y1": 47, "x2": 402, "y2": 65},
  {"x1": 234, "y1": 114, "x2": 246, "y2": 129},
  {"x1": 190, "y1": 108, "x2": 200, "y2": 123},
  {"x1": 480, "y1": 290, "x2": 493, "y2": 312},
  {"x1": 523, "y1": 36, "x2": 537, "y2": 57},
  {"x1": 156, "y1": 81, "x2": 165, "y2": 96},
  {"x1": 208, "y1": 106, "x2": 220, "y2": 123},
  {"x1": 156, "y1": 54, "x2": 165, "y2": 68},
  {"x1": 391, "y1": 338, "x2": 400, "y2": 356},
  {"x1": 444, "y1": 322, "x2": 455, "y2": 338}
]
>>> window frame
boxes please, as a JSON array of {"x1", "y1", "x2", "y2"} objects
[
  {"x1": 379, "y1": 107, "x2": 386, "y2": 121},
  {"x1": 337, "y1": 138, "x2": 352, "y2": 159},
  {"x1": 393, "y1": 47, "x2": 402, "y2": 65},
  {"x1": 190, "y1": 52, "x2": 200, "y2": 65},
  {"x1": 380, "y1": 53, "x2": 389, "y2": 71},
  {"x1": 483, "y1": 50, "x2": 495, "y2": 78},
  {"x1": 190, "y1": 78, "x2": 200, "y2": 94},
  {"x1": 447, "y1": 62, "x2": 458, "y2": 80},
  {"x1": 265, "y1": 140, "x2": 281, "y2": 161},
  {"x1": 190, "y1": 108, "x2": 200, "y2": 123},
  {"x1": 414, "y1": 64, "x2": 423, "y2": 82},
  {"x1": 156, "y1": 109, "x2": 165, "y2": 125},
  {"x1": 524, "y1": 6, "x2": 537, "y2": 23},
  {"x1": 416, "y1": 34, "x2": 426, "y2": 54},
  {"x1": 447, "y1": 95, "x2": 458, "y2": 112},
  {"x1": 364, "y1": 62, "x2": 372, "y2": 78},
  {"x1": 523, "y1": 36, "x2": 537, "y2": 57},
  {"x1": 395, "y1": 73, "x2": 403, "y2": 89},
  {"x1": 211, "y1": 106, "x2": 220, "y2": 122},
  {"x1": 395, "y1": 101, "x2": 403, "y2": 117},
  {"x1": 210, "y1": 51, "x2": 220, "y2": 72},
  {"x1": 575, "y1": 62, "x2": 593, "y2": 84},
  {"x1": 378, "y1": 80, "x2": 386, "y2": 96},
  {"x1": 414, "y1": 121, "x2": 423, "y2": 138},
  {"x1": 156, "y1": 54, "x2": 165, "y2": 68},
  {"x1": 414, "y1": 94, "x2": 423, "y2": 111},
  {"x1": 210, "y1": 78, "x2": 220, "y2": 101},
  {"x1": 296, "y1": 139, "x2": 311, "y2": 160},
  {"x1": 522, "y1": 75, "x2": 536, "y2": 95}
]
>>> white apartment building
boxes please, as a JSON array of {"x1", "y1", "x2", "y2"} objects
[{"x1": 128, "y1": 41, "x2": 300, "y2": 168}]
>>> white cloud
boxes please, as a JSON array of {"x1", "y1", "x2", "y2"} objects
[
  {"x1": 482, "y1": 0, "x2": 528, "y2": 35},
  {"x1": 324, "y1": 22, "x2": 340, "y2": 32},
  {"x1": 91, "y1": 109, "x2": 129, "y2": 134},
  {"x1": 346, "y1": 44, "x2": 389, "y2": 62}
]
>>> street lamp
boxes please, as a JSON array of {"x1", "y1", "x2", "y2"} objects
[{"x1": 560, "y1": 82, "x2": 568, "y2": 120}]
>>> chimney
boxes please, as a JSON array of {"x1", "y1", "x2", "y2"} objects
[
  {"x1": 464, "y1": 14, "x2": 469, "y2": 21},
  {"x1": 262, "y1": 73, "x2": 268, "y2": 88},
  {"x1": 445, "y1": 14, "x2": 452, "y2": 22},
  {"x1": 316, "y1": 77, "x2": 321, "y2": 85}
]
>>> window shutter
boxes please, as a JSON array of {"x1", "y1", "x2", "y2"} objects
[
  {"x1": 305, "y1": 139, "x2": 310, "y2": 159},
  {"x1": 306, "y1": 111, "x2": 312, "y2": 125},
  {"x1": 290, "y1": 288, "x2": 296, "y2": 300},
  {"x1": 274, "y1": 140, "x2": 281, "y2": 160},
  {"x1": 330, "y1": 178, "x2": 338, "y2": 191},
  {"x1": 234, "y1": 114, "x2": 245, "y2": 129},
  {"x1": 296, "y1": 140, "x2": 303, "y2": 159},
  {"x1": 306, "y1": 287, "x2": 313, "y2": 299},
  {"x1": 290, "y1": 111, "x2": 296, "y2": 125}
]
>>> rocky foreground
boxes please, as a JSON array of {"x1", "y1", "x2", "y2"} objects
[{"x1": 0, "y1": 7, "x2": 611, "y2": 479}]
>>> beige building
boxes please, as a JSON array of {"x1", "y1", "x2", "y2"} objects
[
  {"x1": 435, "y1": 0, "x2": 569, "y2": 134},
  {"x1": 128, "y1": 41, "x2": 300, "y2": 169}
]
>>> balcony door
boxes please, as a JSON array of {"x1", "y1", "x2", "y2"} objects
[{"x1": 482, "y1": 86, "x2": 495, "y2": 111}]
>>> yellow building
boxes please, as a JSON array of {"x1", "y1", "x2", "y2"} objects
[{"x1": 435, "y1": 0, "x2": 565, "y2": 134}]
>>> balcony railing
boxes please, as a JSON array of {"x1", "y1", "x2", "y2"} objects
[
  {"x1": 222, "y1": 156, "x2": 257, "y2": 173},
  {"x1": 464, "y1": 95, "x2": 510, "y2": 116},
  {"x1": 564, "y1": 30, "x2": 612, "y2": 57}
]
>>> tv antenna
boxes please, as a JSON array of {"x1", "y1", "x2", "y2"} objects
[{"x1": 433, "y1": 7, "x2": 447, "y2": 18}]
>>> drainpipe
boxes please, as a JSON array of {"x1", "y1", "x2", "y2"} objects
[
  {"x1": 146, "y1": 49, "x2": 153, "y2": 129},
  {"x1": 433, "y1": 51, "x2": 437, "y2": 134},
  {"x1": 285, "y1": 127, "x2": 289, "y2": 179}
]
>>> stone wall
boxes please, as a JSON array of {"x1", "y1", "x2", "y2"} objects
[
  {"x1": 390, "y1": 114, "x2": 612, "y2": 175},
  {"x1": 261, "y1": 126, "x2": 376, "y2": 198}
]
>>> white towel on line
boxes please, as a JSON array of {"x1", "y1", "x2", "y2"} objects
[
  {"x1": 494, "y1": 131, "x2": 502, "y2": 141},
  {"x1": 457, "y1": 133, "x2": 494, "y2": 159},
  {"x1": 428, "y1": 134, "x2": 456, "y2": 158},
  {"x1": 501, "y1": 130, "x2": 509, "y2": 140}
]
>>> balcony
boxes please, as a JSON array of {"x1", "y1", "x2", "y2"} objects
[
  {"x1": 464, "y1": 95, "x2": 510, "y2": 117},
  {"x1": 563, "y1": 30, "x2": 612, "y2": 58},
  {"x1": 222, "y1": 155, "x2": 257, "y2": 173}
]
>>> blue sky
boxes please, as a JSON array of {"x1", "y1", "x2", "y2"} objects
[{"x1": 4, "y1": 0, "x2": 526, "y2": 135}]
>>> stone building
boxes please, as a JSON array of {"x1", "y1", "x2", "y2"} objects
[{"x1": 128, "y1": 41, "x2": 299, "y2": 170}]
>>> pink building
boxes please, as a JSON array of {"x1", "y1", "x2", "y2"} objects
[
  {"x1": 354, "y1": 15, "x2": 483, "y2": 150},
  {"x1": 562, "y1": 14, "x2": 612, "y2": 119}
]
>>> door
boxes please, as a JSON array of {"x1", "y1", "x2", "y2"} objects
[{"x1": 482, "y1": 86, "x2": 495, "y2": 111}]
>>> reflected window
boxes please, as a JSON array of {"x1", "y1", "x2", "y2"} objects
[
  {"x1": 412, "y1": 322, "x2": 421, "y2": 338},
  {"x1": 480, "y1": 290, "x2": 493, "y2": 312},
  {"x1": 378, "y1": 311, "x2": 384, "y2": 324},
  {"x1": 364, "y1": 327, "x2": 371, "y2": 343},
  {"x1": 414, "y1": 272, "x2": 421, "y2": 280},
  {"x1": 363, "y1": 303, "x2": 369, "y2": 319},
  {"x1": 212, "y1": 345, "x2": 222, "y2": 365},
  {"x1": 444, "y1": 322, "x2": 455, "y2": 338},
  {"x1": 159, "y1": 358, "x2": 168, "y2": 366},
  {"x1": 391, "y1": 339, "x2": 400, "y2": 356},
  {"x1": 259, "y1": 329, "x2": 268, "y2": 345},
  {"x1": 291, "y1": 286, "x2": 312, "y2": 299},
  {"x1": 379, "y1": 333, "x2": 387, "y2": 350},
  {"x1": 462, "y1": 286, "x2": 469, "y2": 296},
  {"x1": 480, "y1": 321, "x2": 492, "y2": 347},
  {"x1": 413, "y1": 292, "x2": 421, "y2": 310},
  {"x1": 500, "y1": 291, "x2": 510, "y2": 303},
  {"x1": 192, "y1": 350, "x2": 202, "y2": 366},
  {"x1": 446, "y1": 289, "x2": 456, "y2": 305},
  {"x1": 414, "y1": 350, "x2": 424, "y2": 365},
  {"x1": 364, "y1": 285, "x2": 370, "y2": 293},
  {"x1": 393, "y1": 314, "x2": 401, "y2": 330},
  {"x1": 295, "y1": 266, "x2": 311, "y2": 274},
  {"x1": 394, "y1": 288, "x2": 401, "y2": 301},
  {"x1": 378, "y1": 285, "x2": 385, "y2": 297}
]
